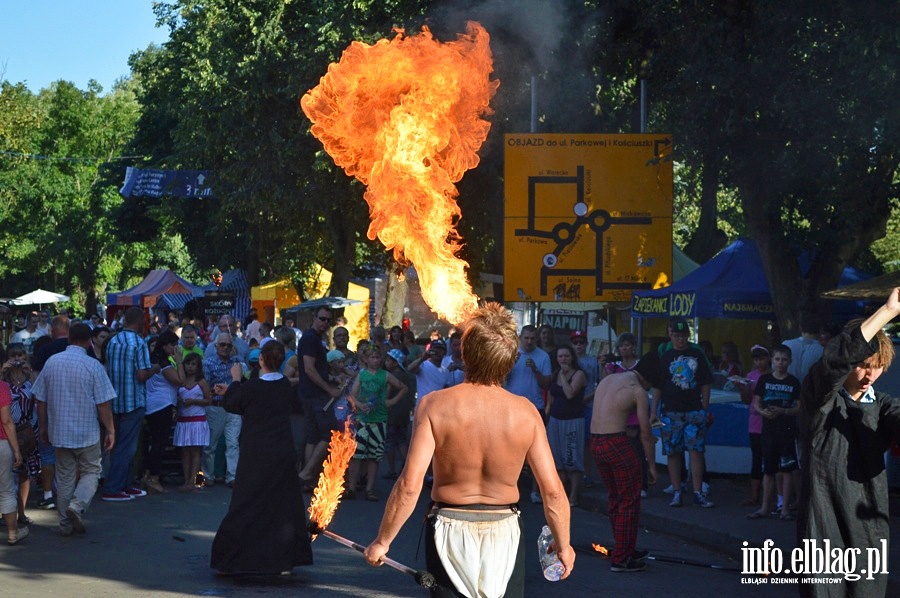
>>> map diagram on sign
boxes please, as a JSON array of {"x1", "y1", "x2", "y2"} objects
[{"x1": 504, "y1": 134, "x2": 673, "y2": 303}]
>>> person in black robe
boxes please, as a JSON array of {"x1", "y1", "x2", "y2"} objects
[
  {"x1": 798, "y1": 287, "x2": 900, "y2": 596},
  {"x1": 211, "y1": 340, "x2": 313, "y2": 575}
]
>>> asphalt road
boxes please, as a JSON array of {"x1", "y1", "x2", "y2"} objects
[{"x1": 0, "y1": 474, "x2": 791, "y2": 597}]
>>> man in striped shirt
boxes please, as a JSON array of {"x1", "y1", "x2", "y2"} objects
[{"x1": 102, "y1": 307, "x2": 157, "y2": 502}]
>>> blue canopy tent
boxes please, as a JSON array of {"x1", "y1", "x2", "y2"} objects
[
  {"x1": 107, "y1": 270, "x2": 202, "y2": 308},
  {"x1": 630, "y1": 238, "x2": 869, "y2": 320},
  {"x1": 154, "y1": 293, "x2": 195, "y2": 312}
]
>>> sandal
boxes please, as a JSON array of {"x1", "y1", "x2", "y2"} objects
[
  {"x1": 365, "y1": 491, "x2": 379, "y2": 502},
  {"x1": 17, "y1": 515, "x2": 33, "y2": 525},
  {"x1": 746, "y1": 511, "x2": 767, "y2": 519}
]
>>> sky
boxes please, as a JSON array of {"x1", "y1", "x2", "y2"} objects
[{"x1": 0, "y1": 1, "x2": 171, "y2": 93}]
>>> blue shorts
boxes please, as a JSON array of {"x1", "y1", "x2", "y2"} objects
[
  {"x1": 660, "y1": 410, "x2": 707, "y2": 455},
  {"x1": 38, "y1": 438, "x2": 56, "y2": 466}
]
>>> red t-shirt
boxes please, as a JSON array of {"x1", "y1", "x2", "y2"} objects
[{"x1": 0, "y1": 381, "x2": 11, "y2": 440}]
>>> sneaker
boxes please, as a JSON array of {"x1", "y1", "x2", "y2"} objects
[
  {"x1": 101, "y1": 491, "x2": 134, "y2": 502},
  {"x1": 530, "y1": 491, "x2": 543, "y2": 504},
  {"x1": 124, "y1": 487, "x2": 148, "y2": 498},
  {"x1": 662, "y1": 484, "x2": 674, "y2": 495},
  {"x1": 693, "y1": 492, "x2": 714, "y2": 508},
  {"x1": 37, "y1": 496, "x2": 56, "y2": 510},
  {"x1": 7, "y1": 526, "x2": 29, "y2": 545},
  {"x1": 640, "y1": 490, "x2": 648, "y2": 498},
  {"x1": 669, "y1": 491, "x2": 682, "y2": 507},
  {"x1": 632, "y1": 549, "x2": 649, "y2": 561},
  {"x1": 66, "y1": 507, "x2": 86, "y2": 534},
  {"x1": 701, "y1": 481, "x2": 710, "y2": 494},
  {"x1": 610, "y1": 557, "x2": 646, "y2": 572}
]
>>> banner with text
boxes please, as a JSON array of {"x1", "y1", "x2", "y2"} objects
[{"x1": 120, "y1": 167, "x2": 214, "y2": 199}]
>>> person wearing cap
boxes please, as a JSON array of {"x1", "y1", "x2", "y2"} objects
[
  {"x1": 383, "y1": 349, "x2": 416, "y2": 480},
  {"x1": 325, "y1": 349, "x2": 352, "y2": 391},
  {"x1": 649, "y1": 318, "x2": 715, "y2": 508},
  {"x1": 246, "y1": 348, "x2": 262, "y2": 380},
  {"x1": 590, "y1": 352, "x2": 660, "y2": 572}
]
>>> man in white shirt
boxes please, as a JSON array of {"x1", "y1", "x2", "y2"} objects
[
  {"x1": 11, "y1": 312, "x2": 48, "y2": 355},
  {"x1": 408, "y1": 340, "x2": 450, "y2": 405}
]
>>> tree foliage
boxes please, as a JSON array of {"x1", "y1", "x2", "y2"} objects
[
  {"x1": 3, "y1": 1, "x2": 896, "y2": 335},
  {"x1": 125, "y1": 0, "x2": 434, "y2": 297},
  {"x1": 0, "y1": 78, "x2": 199, "y2": 314},
  {"x1": 591, "y1": 0, "x2": 899, "y2": 335}
]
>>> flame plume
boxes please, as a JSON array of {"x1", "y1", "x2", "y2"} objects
[
  {"x1": 308, "y1": 421, "x2": 357, "y2": 538},
  {"x1": 301, "y1": 22, "x2": 499, "y2": 323},
  {"x1": 592, "y1": 544, "x2": 609, "y2": 557}
]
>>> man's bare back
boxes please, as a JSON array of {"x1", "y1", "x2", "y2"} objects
[
  {"x1": 422, "y1": 383, "x2": 543, "y2": 505},
  {"x1": 364, "y1": 302, "x2": 573, "y2": 582},
  {"x1": 591, "y1": 371, "x2": 647, "y2": 435}
]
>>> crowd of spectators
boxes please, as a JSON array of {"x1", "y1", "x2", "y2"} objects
[{"x1": 0, "y1": 299, "x2": 879, "y2": 575}]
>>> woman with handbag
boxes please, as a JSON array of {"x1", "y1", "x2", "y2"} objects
[{"x1": 3, "y1": 358, "x2": 40, "y2": 525}]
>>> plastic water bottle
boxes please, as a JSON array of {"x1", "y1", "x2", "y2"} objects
[{"x1": 537, "y1": 525, "x2": 565, "y2": 581}]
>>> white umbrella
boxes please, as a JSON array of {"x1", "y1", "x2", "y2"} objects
[{"x1": 10, "y1": 288, "x2": 70, "y2": 306}]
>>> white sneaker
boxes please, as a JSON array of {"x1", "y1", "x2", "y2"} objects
[
  {"x1": 530, "y1": 491, "x2": 542, "y2": 504},
  {"x1": 693, "y1": 492, "x2": 714, "y2": 508},
  {"x1": 662, "y1": 484, "x2": 674, "y2": 495},
  {"x1": 701, "y1": 481, "x2": 710, "y2": 494},
  {"x1": 669, "y1": 491, "x2": 682, "y2": 507},
  {"x1": 640, "y1": 490, "x2": 648, "y2": 498}
]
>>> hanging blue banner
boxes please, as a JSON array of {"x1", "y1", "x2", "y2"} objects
[{"x1": 120, "y1": 167, "x2": 214, "y2": 198}]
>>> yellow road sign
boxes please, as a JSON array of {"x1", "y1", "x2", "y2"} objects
[{"x1": 504, "y1": 134, "x2": 673, "y2": 302}]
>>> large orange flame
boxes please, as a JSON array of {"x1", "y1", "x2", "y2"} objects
[
  {"x1": 307, "y1": 421, "x2": 358, "y2": 539},
  {"x1": 301, "y1": 22, "x2": 499, "y2": 323}
]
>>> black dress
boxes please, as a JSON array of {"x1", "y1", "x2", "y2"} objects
[
  {"x1": 798, "y1": 325, "x2": 900, "y2": 596},
  {"x1": 211, "y1": 376, "x2": 314, "y2": 574}
]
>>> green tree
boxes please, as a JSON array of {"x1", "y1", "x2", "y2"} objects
[
  {"x1": 594, "y1": 0, "x2": 899, "y2": 335},
  {"x1": 127, "y1": 0, "x2": 431, "y2": 298},
  {"x1": 0, "y1": 77, "x2": 190, "y2": 315}
]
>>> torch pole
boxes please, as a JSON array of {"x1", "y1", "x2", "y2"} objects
[
  {"x1": 315, "y1": 527, "x2": 438, "y2": 589},
  {"x1": 320, "y1": 529, "x2": 415, "y2": 576}
]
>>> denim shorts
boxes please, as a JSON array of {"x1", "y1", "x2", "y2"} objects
[
  {"x1": 38, "y1": 438, "x2": 56, "y2": 465},
  {"x1": 660, "y1": 409, "x2": 707, "y2": 455}
]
